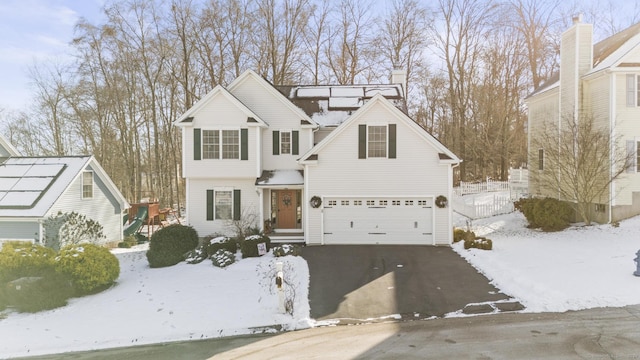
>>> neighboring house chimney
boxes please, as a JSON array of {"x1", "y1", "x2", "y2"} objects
[
  {"x1": 391, "y1": 68, "x2": 407, "y2": 99},
  {"x1": 560, "y1": 13, "x2": 593, "y2": 121}
]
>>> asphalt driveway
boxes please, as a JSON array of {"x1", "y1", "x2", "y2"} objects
[{"x1": 301, "y1": 245, "x2": 514, "y2": 322}]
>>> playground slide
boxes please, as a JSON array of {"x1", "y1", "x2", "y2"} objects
[{"x1": 123, "y1": 206, "x2": 148, "y2": 237}]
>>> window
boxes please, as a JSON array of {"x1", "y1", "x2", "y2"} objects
[
  {"x1": 595, "y1": 203, "x2": 606, "y2": 213},
  {"x1": 418, "y1": 200, "x2": 427, "y2": 206},
  {"x1": 354, "y1": 200, "x2": 362, "y2": 205},
  {"x1": 626, "y1": 74, "x2": 640, "y2": 107},
  {"x1": 222, "y1": 130, "x2": 239, "y2": 159},
  {"x1": 405, "y1": 200, "x2": 414, "y2": 205},
  {"x1": 281, "y1": 131, "x2": 291, "y2": 154},
  {"x1": 201, "y1": 130, "x2": 239, "y2": 159},
  {"x1": 327, "y1": 200, "x2": 337, "y2": 206},
  {"x1": 215, "y1": 190, "x2": 233, "y2": 220},
  {"x1": 392, "y1": 200, "x2": 401, "y2": 206},
  {"x1": 82, "y1": 171, "x2": 93, "y2": 199},
  {"x1": 368, "y1": 126, "x2": 387, "y2": 158},
  {"x1": 202, "y1": 130, "x2": 220, "y2": 159},
  {"x1": 538, "y1": 149, "x2": 544, "y2": 171},
  {"x1": 341, "y1": 200, "x2": 349, "y2": 206},
  {"x1": 379, "y1": 200, "x2": 388, "y2": 205},
  {"x1": 366, "y1": 200, "x2": 375, "y2": 206}
]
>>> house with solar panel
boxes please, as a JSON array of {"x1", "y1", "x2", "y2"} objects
[
  {"x1": 0, "y1": 134, "x2": 129, "y2": 248},
  {"x1": 175, "y1": 69, "x2": 460, "y2": 245}
]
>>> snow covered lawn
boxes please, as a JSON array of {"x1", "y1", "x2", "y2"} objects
[
  {"x1": 0, "y1": 249, "x2": 311, "y2": 358},
  {"x1": 453, "y1": 211, "x2": 640, "y2": 313},
  {"x1": 1, "y1": 206, "x2": 640, "y2": 358}
]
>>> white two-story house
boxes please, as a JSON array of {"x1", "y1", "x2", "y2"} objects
[
  {"x1": 527, "y1": 17, "x2": 640, "y2": 223},
  {"x1": 175, "y1": 70, "x2": 460, "y2": 245}
]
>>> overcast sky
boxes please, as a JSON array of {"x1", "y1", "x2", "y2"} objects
[{"x1": 0, "y1": 0, "x2": 104, "y2": 111}]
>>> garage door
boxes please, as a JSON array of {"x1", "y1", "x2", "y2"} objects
[{"x1": 322, "y1": 197, "x2": 433, "y2": 245}]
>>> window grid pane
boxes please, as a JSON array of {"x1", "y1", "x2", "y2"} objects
[
  {"x1": 281, "y1": 131, "x2": 291, "y2": 154},
  {"x1": 368, "y1": 126, "x2": 387, "y2": 158},
  {"x1": 215, "y1": 191, "x2": 233, "y2": 220},
  {"x1": 222, "y1": 130, "x2": 239, "y2": 159},
  {"x1": 202, "y1": 130, "x2": 220, "y2": 159},
  {"x1": 636, "y1": 75, "x2": 640, "y2": 107},
  {"x1": 82, "y1": 171, "x2": 93, "y2": 199}
]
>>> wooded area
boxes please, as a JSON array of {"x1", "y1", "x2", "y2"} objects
[{"x1": 0, "y1": 0, "x2": 638, "y2": 208}]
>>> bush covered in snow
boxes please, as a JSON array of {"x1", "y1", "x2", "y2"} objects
[
  {"x1": 205, "y1": 235, "x2": 237, "y2": 256},
  {"x1": 184, "y1": 245, "x2": 209, "y2": 264},
  {"x1": 146, "y1": 224, "x2": 199, "y2": 268},
  {"x1": 272, "y1": 244, "x2": 302, "y2": 257},
  {"x1": 55, "y1": 243, "x2": 120, "y2": 294},
  {"x1": 453, "y1": 228, "x2": 476, "y2": 243},
  {"x1": 0, "y1": 242, "x2": 56, "y2": 283},
  {"x1": 210, "y1": 249, "x2": 236, "y2": 268},
  {"x1": 240, "y1": 234, "x2": 271, "y2": 258}
]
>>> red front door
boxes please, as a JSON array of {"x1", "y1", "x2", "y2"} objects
[{"x1": 277, "y1": 190, "x2": 297, "y2": 229}]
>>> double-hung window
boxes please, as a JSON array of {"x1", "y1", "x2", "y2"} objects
[
  {"x1": 280, "y1": 131, "x2": 291, "y2": 154},
  {"x1": 626, "y1": 140, "x2": 640, "y2": 173},
  {"x1": 207, "y1": 189, "x2": 241, "y2": 221},
  {"x1": 201, "y1": 130, "x2": 239, "y2": 159},
  {"x1": 358, "y1": 124, "x2": 396, "y2": 159},
  {"x1": 626, "y1": 74, "x2": 640, "y2": 107},
  {"x1": 368, "y1": 125, "x2": 387, "y2": 158},
  {"x1": 82, "y1": 171, "x2": 93, "y2": 199},
  {"x1": 214, "y1": 190, "x2": 233, "y2": 220}
]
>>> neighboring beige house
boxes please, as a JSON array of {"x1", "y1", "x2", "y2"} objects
[
  {"x1": 175, "y1": 69, "x2": 461, "y2": 245},
  {"x1": 0, "y1": 134, "x2": 130, "y2": 248},
  {"x1": 527, "y1": 16, "x2": 640, "y2": 223}
]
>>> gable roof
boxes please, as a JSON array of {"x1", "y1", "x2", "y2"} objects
[
  {"x1": 227, "y1": 70, "x2": 318, "y2": 127},
  {"x1": 0, "y1": 134, "x2": 20, "y2": 157},
  {"x1": 529, "y1": 21, "x2": 640, "y2": 97},
  {"x1": 299, "y1": 94, "x2": 460, "y2": 164},
  {"x1": 0, "y1": 156, "x2": 129, "y2": 218},
  {"x1": 174, "y1": 84, "x2": 268, "y2": 127}
]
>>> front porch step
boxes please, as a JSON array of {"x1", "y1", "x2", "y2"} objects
[{"x1": 269, "y1": 232, "x2": 305, "y2": 243}]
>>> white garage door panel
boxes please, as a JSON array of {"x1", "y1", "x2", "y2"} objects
[{"x1": 323, "y1": 198, "x2": 433, "y2": 245}]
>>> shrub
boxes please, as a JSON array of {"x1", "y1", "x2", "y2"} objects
[
  {"x1": 0, "y1": 242, "x2": 56, "y2": 283},
  {"x1": 514, "y1": 197, "x2": 539, "y2": 228},
  {"x1": 532, "y1": 197, "x2": 572, "y2": 232},
  {"x1": 0, "y1": 272, "x2": 74, "y2": 313},
  {"x1": 240, "y1": 234, "x2": 271, "y2": 258},
  {"x1": 55, "y1": 244, "x2": 120, "y2": 294},
  {"x1": 205, "y1": 235, "x2": 237, "y2": 256},
  {"x1": 146, "y1": 224, "x2": 199, "y2": 268},
  {"x1": 272, "y1": 244, "x2": 302, "y2": 257},
  {"x1": 118, "y1": 236, "x2": 138, "y2": 248},
  {"x1": 453, "y1": 228, "x2": 475, "y2": 243},
  {"x1": 184, "y1": 245, "x2": 209, "y2": 264},
  {"x1": 464, "y1": 237, "x2": 493, "y2": 250},
  {"x1": 211, "y1": 249, "x2": 236, "y2": 268}
]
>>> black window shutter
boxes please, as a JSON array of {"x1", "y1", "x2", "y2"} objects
[
  {"x1": 241, "y1": 129, "x2": 248, "y2": 160},
  {"x1": 233, "y1": 189, "x2": 241, "y2": 221},
  {"x1": 194, "y1": 128, "x2": 201, "y2": 160},
  {"x1": 358, "y1": 125, "x2": 366, "y2": 159},
  {"x1": 273, "y1": 131, "x2": 280, "y2": 155},
  {"x1": 206, "y1": 190, "x2": 214, "y2": 220},
  {"x1": 388, "y1": 124, "x2": 396, "y2": 159},
  {"x1": 292, "y1": 130, "x2": 299, "y2": 155}
]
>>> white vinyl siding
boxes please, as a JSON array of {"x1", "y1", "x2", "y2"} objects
[
  {"x1": 49, "y1": 166, "x2": 124, "y2": 244},
  {"x1": 305, "y1": 100, "x2": 452, "y2": 245}
]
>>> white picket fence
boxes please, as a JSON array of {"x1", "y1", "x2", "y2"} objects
[
  {"x1": 452, "y1": 169, "x2": 528, "y2": 219},
  {"x1": 451, "y1": 193, "x2": 514, "y2": 220}
]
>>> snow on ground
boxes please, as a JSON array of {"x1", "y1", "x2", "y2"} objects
[
  {"x1": 1, "y1": 193, "x2": 640, "y2": 357},
  {"x1": 453, "y1": 208, "x2": 640, "y2": 313},
  {"x1": 0, "y1": 248, "x2": 310, "y2": 358}
]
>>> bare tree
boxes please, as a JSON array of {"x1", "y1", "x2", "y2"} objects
[{"x1": 530, "y1": 113, "x2": 630, "y2": 225}]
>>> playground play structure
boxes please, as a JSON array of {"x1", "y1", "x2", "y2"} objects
[{"x1": 123, "y1": 201, "x2": 180, "y2": 237}]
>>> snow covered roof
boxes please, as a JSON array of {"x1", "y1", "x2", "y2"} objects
[
  {"x1": 0, "y1": 156, "x2": 91, "y2": 218},
  {"x1": 255, "y1": 170, "x2": 304, "y2": 187},
  {"x1": 276, "y1": 84, "x2": 406, "y2": 127}
]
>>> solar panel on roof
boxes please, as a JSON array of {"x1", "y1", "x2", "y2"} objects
[
  {"x1": 12, "y1": 177, "x2": 54, "y2": 191},
  {"x1": 24, "y1": 164, "x2": 64, "y2": 177},
  {"x1": 0, "y1": 191, "x2": 40, "y2": 207},
  {"x1": 0, "y1": 178, "x2": 19, "y2": 191},
  {"x1": 0, "y1": 164, "x2": 30, "y2": 177}
]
